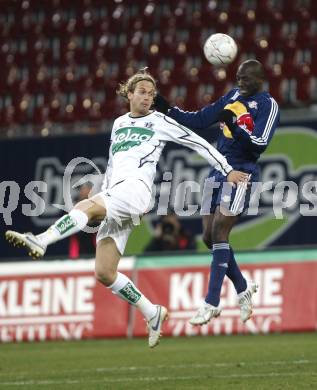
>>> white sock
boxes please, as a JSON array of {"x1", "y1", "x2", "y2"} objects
[
  {"x1": 108, "y1": 272, "x2": 157, "y2": 320},
  {"x1": 37, "y1": 209, "x2": 89, "y2": 247}
]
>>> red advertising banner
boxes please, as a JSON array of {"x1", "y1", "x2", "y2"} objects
[
  {"x1": 0, "y1": 259, "x2": 133, "y2": 342},
  {"x1": 132, "y1": 256, "x2": 317, "y2": 337},
  {"x1": 1, "y1": 250, "x2": 316, "y2": 342}
]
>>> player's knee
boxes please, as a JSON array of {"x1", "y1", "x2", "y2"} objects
[
  {"x1": 74, "y1": 198, "x2": 105, "y2": 221},
  {"x1": 95, "y1": 265, "x2": 116, "y2": 286},
  {"x1": 74, "y1": 199, "x2": 94, "y2": 219}
]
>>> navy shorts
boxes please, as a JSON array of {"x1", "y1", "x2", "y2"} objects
[{"x1": 201, "y1": 167, "x2": 260, "y2": 216}]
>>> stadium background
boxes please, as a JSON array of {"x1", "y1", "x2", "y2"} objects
[{"x1": 0, "y1": 0, "x2": 317, "y2": 356}]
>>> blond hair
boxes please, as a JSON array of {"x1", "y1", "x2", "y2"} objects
[{"x1": 117, "y1": 67, "x2": 157, "y2": 100}]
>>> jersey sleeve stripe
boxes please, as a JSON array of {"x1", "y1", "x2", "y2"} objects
[
  {"x1": 249, "y1": 98, "x2": 278, "y2": 145},
  {"x1": 250, "y1": 98, "x2": 278, "y2": 143},
  {"x1": 261, "y1": 98, "x2": 278, "y2": 140}
]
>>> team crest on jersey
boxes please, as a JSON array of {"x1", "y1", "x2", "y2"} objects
[
  {"x1": 248, "y1": 101, "x2": 258, "y2": 109},
  {"x1": 112, "y1": 126, "x2": 154, "y2": 154},
  {"x1": 144, "y1": 122, "x2": 154, "y2": 129}
]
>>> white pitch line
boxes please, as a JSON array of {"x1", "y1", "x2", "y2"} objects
[
  {"x1": 93, "y1": 359, "x2": 313, "y2": 372},
  {"x1": 0, "y1": 372, "x2": 316, "y2": 386},
  {"x1": 0, "y1": 360, "x2": 314, "y2": 377}
]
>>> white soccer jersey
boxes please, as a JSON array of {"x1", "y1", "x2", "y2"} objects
[{"x1": 104, "y1": 110, "x2": 233, "y2": 190}]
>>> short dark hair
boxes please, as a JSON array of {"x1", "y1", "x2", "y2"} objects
[{"x1": 241, "y1": 59, "x2": 265, "y2": 79}]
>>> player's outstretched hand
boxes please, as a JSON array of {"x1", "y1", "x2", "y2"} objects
[
  {"x1": 218, "y1": 109, "x2": 237, "y2": 131},
  {"x1": 227, "y1": 170, "x2": 249, "y2": 185},
  {"x1": 154, "y1": 94, "x2": 171, "y2": 114}
]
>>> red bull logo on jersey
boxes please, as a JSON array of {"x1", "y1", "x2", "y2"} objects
[
  {"x1": 112, "y1": 127, "x2": 154, "y2": 154},
  {"x1": 237, "y1": 113, "x2": 255, "y2": 134},
  {"x1": 220, "y1": 122, "x2": 233, "y2": 138}
]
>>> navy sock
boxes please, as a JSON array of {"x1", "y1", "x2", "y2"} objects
[
  {"x1": 226, "y1": 247, "x2": 247, "y2": 294},
  {"x1": 205, "y1": 242, "x2": 230, "y2": 306}
]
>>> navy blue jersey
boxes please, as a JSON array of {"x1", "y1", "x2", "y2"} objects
[{"x1": 168, "y1": 88, "x2": 280, "y2": 174}]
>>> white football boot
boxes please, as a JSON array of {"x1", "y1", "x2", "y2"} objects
[
  {"x1": 147, "y1": 305, "x2": 168, "y2": 348},
  {"x1": 5, "y1": 230, "x2": 47, "y2": 259},
  {"x1": 189, "y1": 303, "x2": 222, "y2": 326},
  {"x1": 238, "y1": 280, "x2": 258, "y2": 322}
]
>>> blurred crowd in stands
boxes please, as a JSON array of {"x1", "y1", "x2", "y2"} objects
[{"x1": 0, "y1": 0, "x2": 316, "y2": 138}]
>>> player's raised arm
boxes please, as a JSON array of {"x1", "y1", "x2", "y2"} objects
[
  {"x1": 158, "y1": 114, "x2": 249, "y2": 185},
  {"x1": 154, "y1": 92, "x2": 230, "y2": 130}
]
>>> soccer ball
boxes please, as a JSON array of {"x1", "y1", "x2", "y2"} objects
[{"x1": 203, "y1": 33, "x2": 238, "y2": 65}]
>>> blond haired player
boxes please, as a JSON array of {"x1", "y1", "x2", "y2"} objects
[{"x1": 5, "y1": 69, "x2": 248, "y2": 348}]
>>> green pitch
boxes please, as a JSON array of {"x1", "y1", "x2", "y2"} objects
[{"x1": 0, "y1": 333, "x2": 316, "y2": 389}]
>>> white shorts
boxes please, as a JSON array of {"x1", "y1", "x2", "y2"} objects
[{"x1": 96, "y1": 178, "x2": 152, "y2": 254}]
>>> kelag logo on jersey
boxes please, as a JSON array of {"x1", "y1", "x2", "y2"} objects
[{"x1": 112, "y1": 127, "x2": 154, "y2": 154}]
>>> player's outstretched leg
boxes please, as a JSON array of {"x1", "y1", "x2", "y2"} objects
[
  {"x1": 189, "y1": 303, "x2": 222, "y2": 326},
  {"x1": 97, "y1": 238, "x2": 168, "y2": 349},
  {"x1": 147, "y1": 305, "x2": 168, "y2": 348},
  {"x1": 5, "y1": 231, "x2": 47, "y2": 259},
  {"x1": 5, "y1": 209, "x2": 90, "y2": 259},
  {"x1": 238, "y1": 280, "x2": 258, "y2": 322}
]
